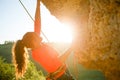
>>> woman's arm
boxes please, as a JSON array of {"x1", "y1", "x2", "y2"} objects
[
  {"x1": 58, "y1": 47, "x2": 72, "y2": 63},
  {"x1": 34, "y1": 0, "x2": 41, "y2": 35}
]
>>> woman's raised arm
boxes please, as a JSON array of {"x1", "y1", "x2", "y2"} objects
[
  {"x1": 34, "y1": 0, "x2": 41, "y2": 35},
  {"x1": 58, "y1": 47, "x2": 73, "y2": 63}
]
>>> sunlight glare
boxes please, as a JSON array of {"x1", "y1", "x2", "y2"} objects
[{"x1": 41, "y1": 3, "x2": 73, "y2": 43}]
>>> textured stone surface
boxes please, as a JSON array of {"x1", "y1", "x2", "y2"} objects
[{"x1": 41, "y1": 0, "x2": 120, "y2": 79}]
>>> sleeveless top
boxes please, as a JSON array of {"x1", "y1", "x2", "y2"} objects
[{"x1": 32, "y1": 44, "x2": 62, "y2": 73}]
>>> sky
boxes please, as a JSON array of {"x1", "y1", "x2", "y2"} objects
[{"x1": 0, "y1": 0, "x2": 73, "y2": 44}]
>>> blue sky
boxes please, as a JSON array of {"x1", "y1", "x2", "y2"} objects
[
  {"x1": 0, "y1": 0, "x2": 36, "y2": 44},
  {"x1": 0, "y1": 0, "x2": 73, "y2": 44}
]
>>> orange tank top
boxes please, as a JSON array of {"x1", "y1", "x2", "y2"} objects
[{"x1": 32, "y1": 44, "x2": 62, "y2": 73}]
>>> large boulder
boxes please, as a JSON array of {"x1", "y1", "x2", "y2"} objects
[{"x1": 41, "y1": 0, "x2": 120, "y2": 79}]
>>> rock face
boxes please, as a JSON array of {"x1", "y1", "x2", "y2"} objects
[{"x1": 41, "y1": 0, "x2": 120, "y2": 79}]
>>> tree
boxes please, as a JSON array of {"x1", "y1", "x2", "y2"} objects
[
  {"x1": 0, "y1": 57, "x2": 15, "y2": 80},
  {"x1": 0, "y1": 57, "x2": 45, "y2": 80},
  {"x1": 19, "y1": 61, "x2": 45, "y2": 80}
]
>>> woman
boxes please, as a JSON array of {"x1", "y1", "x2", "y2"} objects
[{"x1": 12, "y1": 0, "x2": 74, "y2": 80}]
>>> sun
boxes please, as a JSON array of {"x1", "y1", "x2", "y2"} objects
[{"x1": 40, "y1": 3, "x2": 73, "y2": 43}]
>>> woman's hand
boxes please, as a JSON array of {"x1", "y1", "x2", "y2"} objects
[{"x1": 37, "y1": 0, "x2": 41, "y2": 3}]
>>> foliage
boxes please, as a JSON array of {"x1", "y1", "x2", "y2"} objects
[
  {"x1": 18, "y1": 61, "x2": 45, "y2": 80},
  {"x1": 0, "y1": 57, "x2": 15, "y2": 80},
  {"x1": 0, "y1": 41, "x2": 13, "y2": 63},
  {"x1": 0, "y1": 56, "x2": 45, "y2": 80}
]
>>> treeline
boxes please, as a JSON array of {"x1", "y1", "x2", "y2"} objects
[{"x1": 0, "y1": 41, "x2": 13, "y2": 63}]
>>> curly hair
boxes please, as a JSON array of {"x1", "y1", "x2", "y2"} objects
[
  {"x1": 12, "y1": 32, "x2": 42, "y2": 79},
  {"x1": 12, "y1": 40, "x2": 28, "y2": 79}
]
